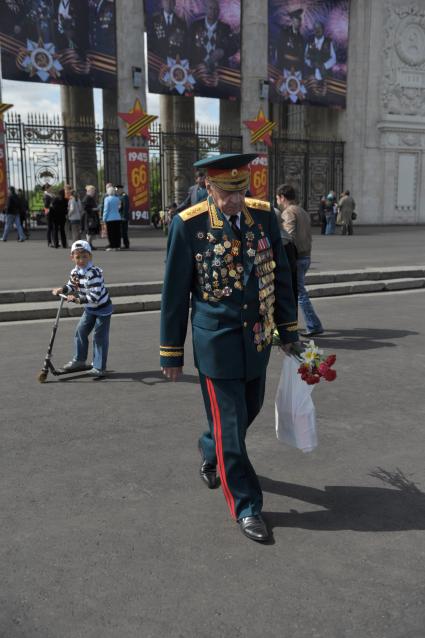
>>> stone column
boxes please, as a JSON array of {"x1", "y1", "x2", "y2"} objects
[
  {"x1": 115, "y1": 0, "x2": 147, "y2": 192},
  {"x1": 60, "y1": 86, "x2": 97, "y2": 192},
  {"x1": 173, "y1": 96, "x2": 195, "y2": 204},
  {"x1": 102, "y1": 88, "x2": 120, "y2": 186},
  {"x1": 160, "y1": 95, "x2": 174, "y2": 208},
  {"x1": 219, "y1": 100, "x2": 241, "y2": 138},
  {"x1": 241, "y1": 0, "x2": 269, "y2": 153}
]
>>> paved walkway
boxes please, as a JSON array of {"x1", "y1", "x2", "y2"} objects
[
  {"x1": 1, "y1": 225, "x2": 424, "y2": 290},
  {"x1": 1, "y1": 290, "x2": 424, "y2": 637}
]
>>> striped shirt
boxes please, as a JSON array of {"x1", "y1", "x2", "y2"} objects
[{"x1": 63, "y1": 263, "x2": 112, "y2": 313}]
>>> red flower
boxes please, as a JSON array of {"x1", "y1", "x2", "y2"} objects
[
  {"x1": 325, "y1": 354, "x2": 336, "y2": 367},
  {"x1": 318, "y1": 362, "x2": 329, "y2": 376},
  {"x1": 324, "y1": 369, "x2": 337, "y2": 382}
]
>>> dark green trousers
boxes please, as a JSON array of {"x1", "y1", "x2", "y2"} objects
[{"x1": 198, "y1": 372, "x2": 266, "y2": 520}]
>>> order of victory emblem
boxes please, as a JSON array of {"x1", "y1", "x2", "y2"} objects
[{"x1": 159, "y1": 56, "x2": 195, "y2": 95}]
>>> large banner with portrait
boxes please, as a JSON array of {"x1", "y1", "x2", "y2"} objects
[
  {"x1": 145, "y1": 0, "x2": 241, "y2": 99},
  {"x1": 0, "y1": 0, "x2": 117, "y2": 88},
  {"x1": 268, "y1": 0, "x2": 349, "y2": 108}
]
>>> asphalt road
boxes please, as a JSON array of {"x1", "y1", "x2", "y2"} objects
[
  {"x1": 1, "y1": 289, "x2": 424, "y2": 638},
  {"x1": 1, "y1": 225, "x2": 425, "y2": 290}
]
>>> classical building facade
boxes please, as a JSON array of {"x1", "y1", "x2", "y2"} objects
[{"x1": 341, "y1": 0, "x2": 425, "y2": 224}]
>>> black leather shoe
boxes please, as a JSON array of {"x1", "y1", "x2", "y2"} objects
[
  {"x1": 238, "y1": 515, "x2": 269, "y2": 542},
  {"x1": 198, "y1": 443, "x2": 220, "y2": 489}
]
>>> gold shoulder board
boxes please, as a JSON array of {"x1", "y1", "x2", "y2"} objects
[
  {"x1": 179, "y1": 200, "x2": 209, "y2": 221},
  {"x1": 245, "y1": 197, "x2": 271, "y2": 212}
]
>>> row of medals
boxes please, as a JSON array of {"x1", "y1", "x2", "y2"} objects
[
  {"x1": 195, "y1": 231, "x2": 276, "y2": 352},
  {"x1": 253, "y1": 236, "x2": 276, "y2": 352},
  {"x1": 195, "y1": 230, "x2": 251, "y2": 301}
]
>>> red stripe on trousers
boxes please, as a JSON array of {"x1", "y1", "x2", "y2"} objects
[
  {"x1": 205, "y1": 377, "x2": 230, "y2": 507},
  {"x1": 206, "y1": 377, "x2": 237, "y2": 520}
]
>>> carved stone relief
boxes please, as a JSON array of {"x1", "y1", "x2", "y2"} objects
[{"x1": 382, "y1": 4, "x2": 425, "y2": 116}]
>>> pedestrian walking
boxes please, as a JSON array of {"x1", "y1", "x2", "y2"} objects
[
  {"x1": 318, "y1": 195, "x2": 327, "y2": 235},
  {"x1": 176, "y1": 170, "x2": 208, "y2": 212},
  {"x1": 277, "y1": 183, "x2": 323, "y2": 337},
  {"x1": 50, "y1": 188, "x2": 68, "y2": 248},
  {"x1": 337, "y1": 190, "x2": 356, "y2": 236},
  {"x1": 116, "y1": 185, "x2": 130, "y2": 249},
  {"x1": 160, "y1": 154, "x2": 299, "y2": 543},
  {"x1": 325, "y1": 191, "x2": 337, "y2": 235},
  {"x1": 1, "y1": 186, "x2": 26, "y2": 242},
  {"x1": 43, "y1": 183, "x2": 54, "y2": 246},
  {"x1": 102, "y1": 186, "x2": 121, "y2": 250},
  {"x1": 68, "y1": 190, "x2": 82, "y2": 241},
  {"x1": 17, "y1": 189, "x2": 30, "y2": 238},
  {"x1": 81, "y1": 185, "x2": 100, "y2": 250},
  {"x1": 51, "y1": 240, "x2": 113, "y2": 378}
]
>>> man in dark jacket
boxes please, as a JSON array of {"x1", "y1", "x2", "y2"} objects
[
  {"x1": 51, "y1": 188, "x2": 68, "y2": 248},
  {"x1": 149, "y1": 0, "x2": 188, "y2": 60},
  {"x1": 176, "y1": 170, "x2": 208, "y2": 213},
  {"x1": 43, "y1": 183, "x2": 54, "y2": 247},
  {"x1": 1, "y1": 186, "x2": 26, "y2": 242},
  {"x1": 305, "y1": 21, "x2": 337, "y2": 81},
  {"x1": 116, "y1": 184, "x2": 130, "y2": 249},
  {"x1": 277, "y1": 8, "x2": 305, "y2": 75},
  {"x1": 189, "y1": 0, "x2": 239, "y2": 80}
]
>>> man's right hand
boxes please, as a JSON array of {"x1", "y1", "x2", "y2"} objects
[{"x1": 161, "y1": 366, "x2": 183, "y2": 382}]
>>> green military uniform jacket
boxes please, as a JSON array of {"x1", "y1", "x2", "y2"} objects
[{"x1": 160, "y1": 196, "x2": 298, "y2": 381}]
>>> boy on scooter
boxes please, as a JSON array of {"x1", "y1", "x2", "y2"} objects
[{"x1": 52, "y1": 240, "x2": 113, "y2": 378}]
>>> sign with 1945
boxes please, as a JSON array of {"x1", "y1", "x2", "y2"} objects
[{"x1": 126, "y1": 147, "x2": 150, "y2": 224}]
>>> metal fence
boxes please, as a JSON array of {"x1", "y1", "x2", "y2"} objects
[{"x1": 3, "y1": 114, "x2": 343, "y2": 217}]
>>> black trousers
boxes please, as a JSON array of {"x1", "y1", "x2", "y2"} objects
[
  {"x1": 53, "y1": 220, "x2": 67, "y2": 247},
  {"x1": 121, "y1": 220, "x2": 129, "y2": 248},
  {"x1": 106, "y1": 220, "x2": 121, "y2": 248},
  {"x1": 46, "y1": 213, "x2": 54, "y2": 245}
]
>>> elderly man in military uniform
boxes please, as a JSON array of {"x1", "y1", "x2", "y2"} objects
[
  {"x1": 189, "y1": 0, "x2": 239, "y2": 80},
  {"x1": 276, "y1": 8, "x2": 305, "y2": 75},
  {"x1": 160, "y1": 154, "x2": 299, "y2": 543},
  {"x1": 149, "y1": 0, "x2": 188, "y2": 61},
  {"x1": 305, "y1": 21, "x2": 337, "y2": 81}
]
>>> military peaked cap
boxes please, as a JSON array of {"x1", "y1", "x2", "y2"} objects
[{"x1": 194, "y1": 153, "x2": 258, "y2": 192}]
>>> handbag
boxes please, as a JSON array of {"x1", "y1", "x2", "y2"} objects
[
  {"x1": 351, "y1": 211, "x2": 357, "y2": 220},
  {"x1": 275, "y1": 355, "x2": 317, "y2": 453}
]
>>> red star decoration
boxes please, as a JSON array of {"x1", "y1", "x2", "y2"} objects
[
  {"x1": 118, "y1": 98, "x2": 158, "y2": 140},
  {"x1": 243, "y1": 108, "x2": 277, "y2": 147}
]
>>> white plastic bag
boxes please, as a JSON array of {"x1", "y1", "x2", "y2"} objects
[{"x1": 275, "y1": 354, "x2": 317, "y2": 453}]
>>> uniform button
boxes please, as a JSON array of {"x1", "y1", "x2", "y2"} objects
[
  {"x1": 243, "y1": 321, "x2": 248, "y2": 328},
  {"x1": 243, "y1": 304, "x2": 248, "y2": 310}
]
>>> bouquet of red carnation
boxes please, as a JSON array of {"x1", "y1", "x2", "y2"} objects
[{"x1": 295, "y1": 340, "x2": 337, "y2": 385}]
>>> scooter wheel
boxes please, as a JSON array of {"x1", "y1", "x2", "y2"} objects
[{"x1": 37, "y1": 370, "x2": 48, "y2": 383}]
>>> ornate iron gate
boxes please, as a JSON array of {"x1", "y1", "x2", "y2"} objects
[
  {"x1": 4, "y1": 113, "x2": 120, "y2": 200},
  {"x1": 146, "y1": 124, "x2": 242, "y2": 210},
  {"x1": 270, "y1": 136, "x2": 344, "y2": 216}
]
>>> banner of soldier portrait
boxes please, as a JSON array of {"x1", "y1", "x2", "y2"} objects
[
  {"x1": 0, "y1": 0, "x2": 117, "y2": 88},
  {"x1": 145, "y1": 0, "x2": 241, "y2": 99},
  {"x1": 268, "y1": 0, "x2": 349, "y2": 108}
]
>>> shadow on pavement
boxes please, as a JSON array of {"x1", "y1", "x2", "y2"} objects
[
  {"x1": 54, "y1": 370, "x2": 199, "y2": 385},
  {"x1": 309, "y1": 328, "x2": 419, "y2": 351},
  {"x1": 260, "y1": 468, "x2": 425, "y2": 532},
  {"x1": 104, "y1": 370, "x2": 199, "y2": 385}
]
